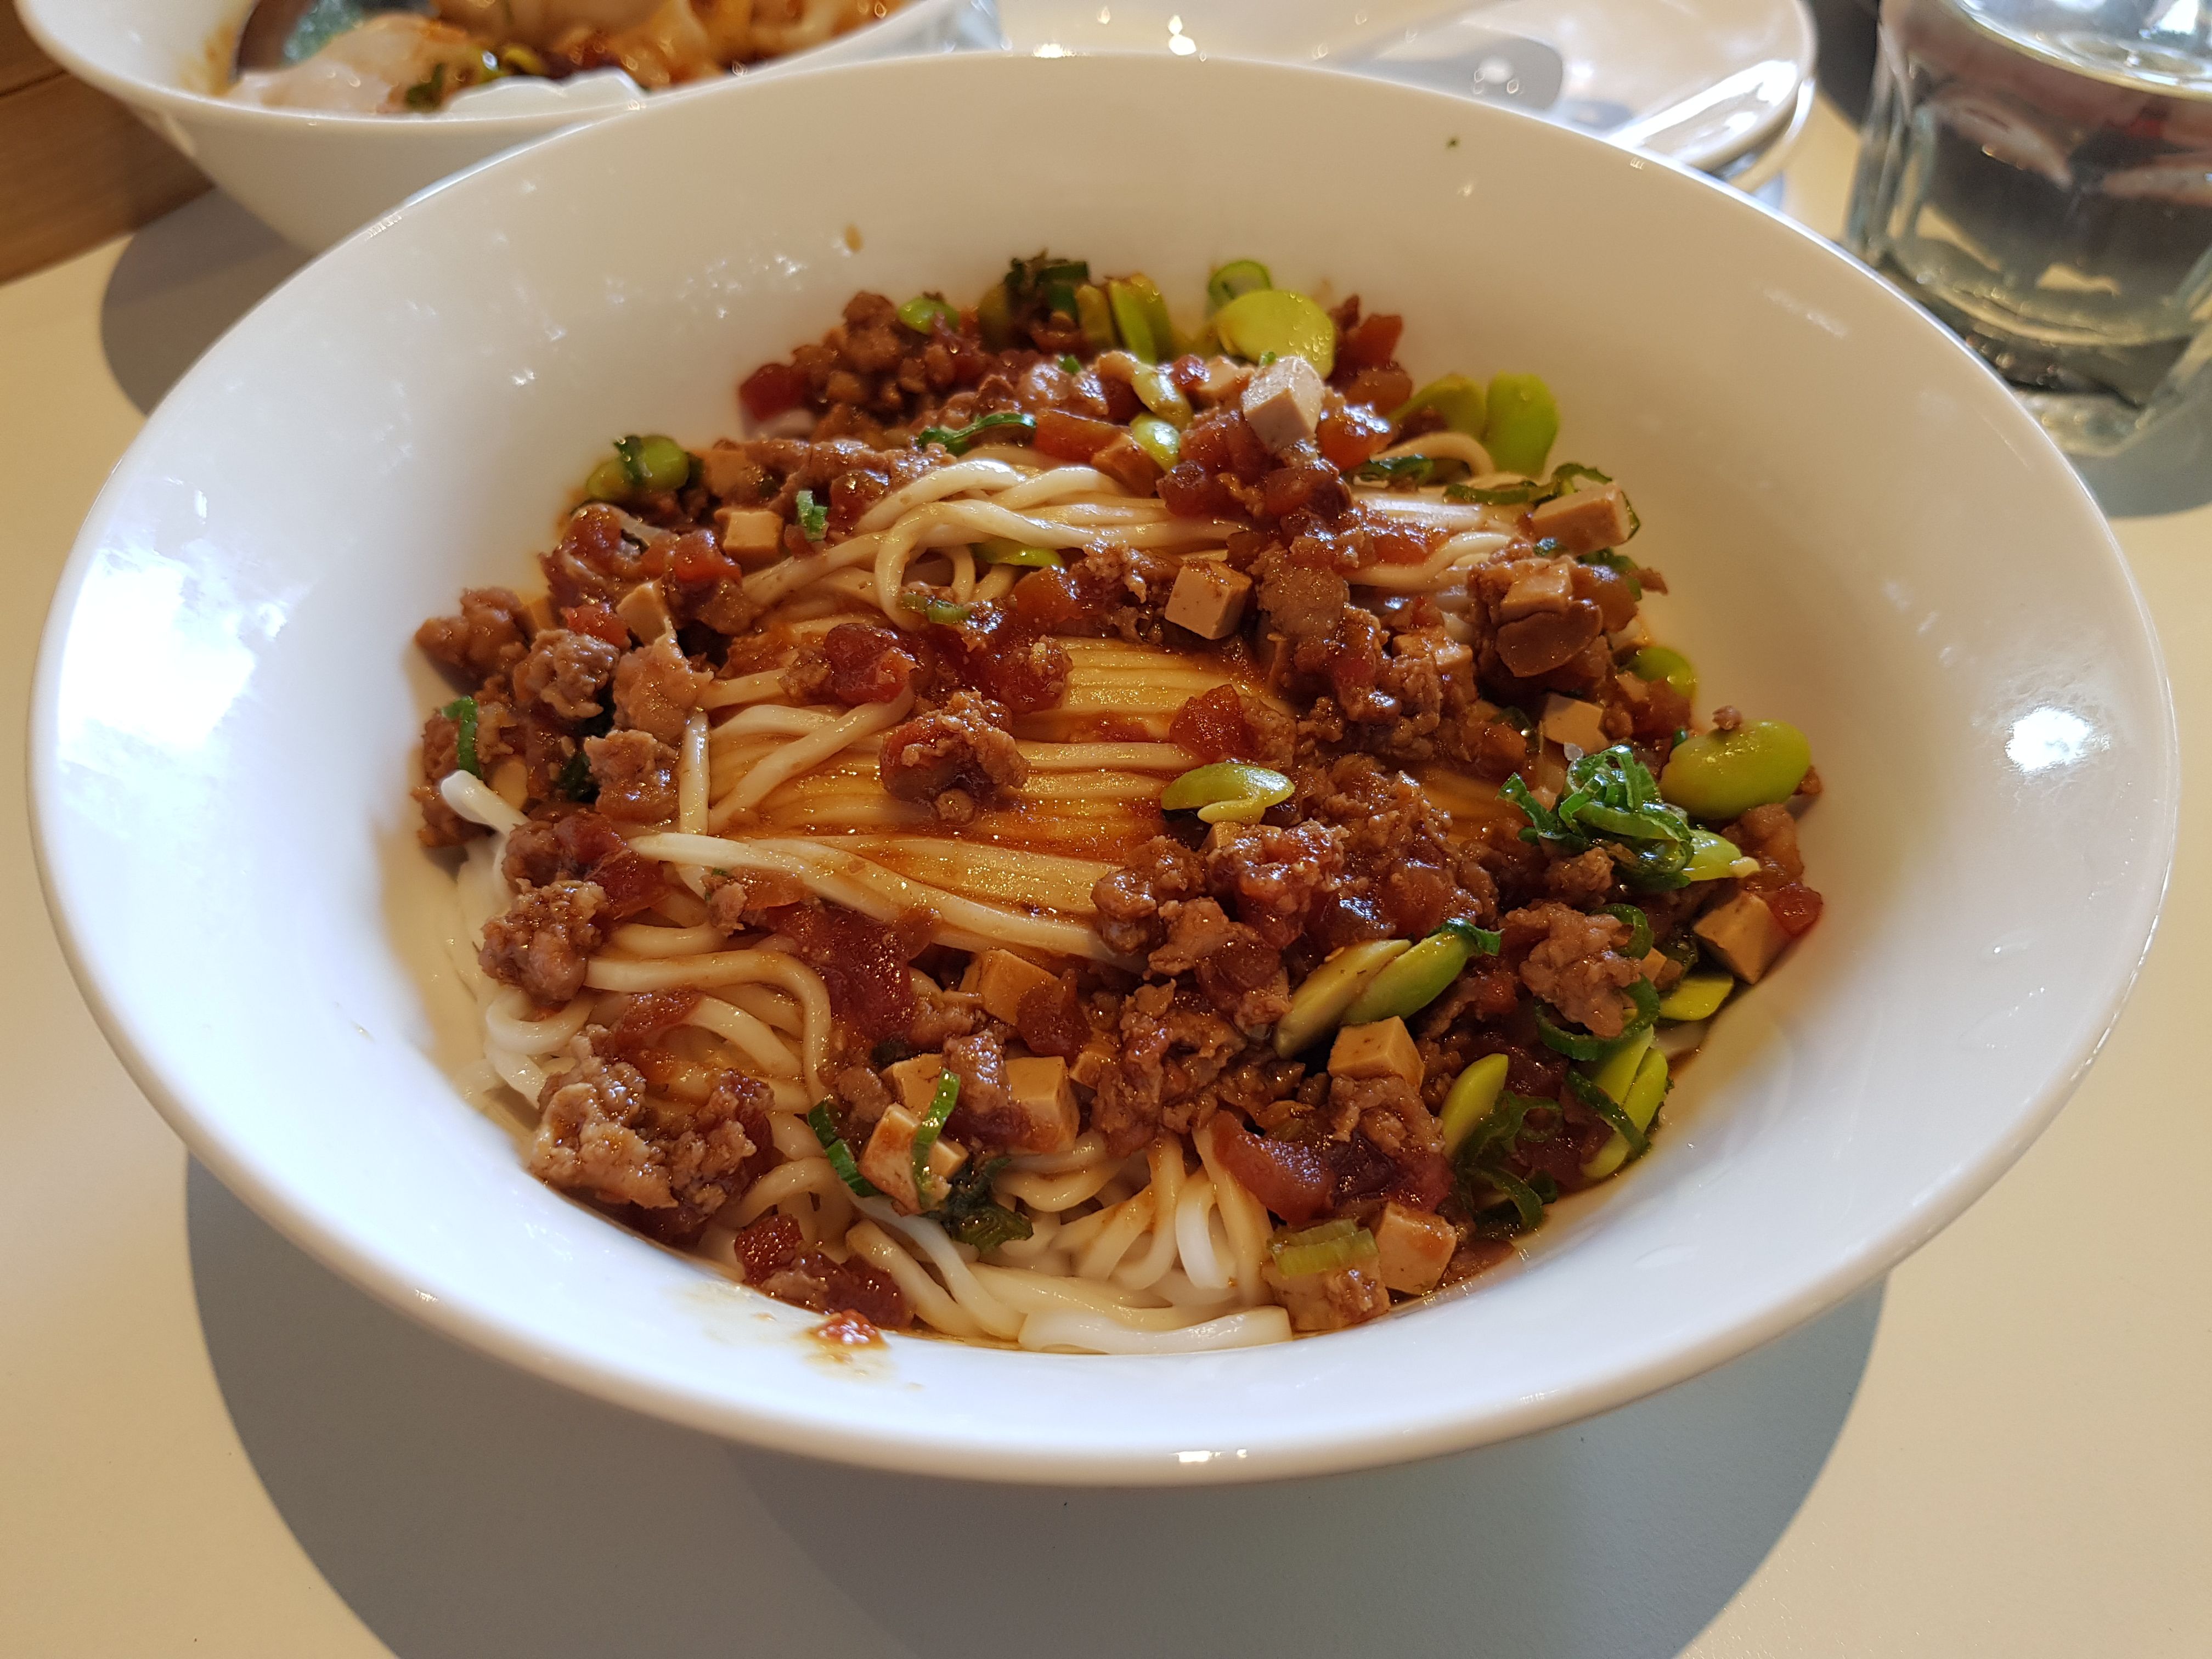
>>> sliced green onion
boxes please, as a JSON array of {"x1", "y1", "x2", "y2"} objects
[
  {"x1": 976, "y1": 281, "x2": 1013, "y2": 350},
  {"x1": 1273, "y1": 939, "x2": 1412, "y2": 1057},
  {"x1": 1206, "y1": 259, "x2": 1272, "y2": 312},
  {"x1": 442, "y1": 696, "x2": 482, "y2": 780},
  {"x1": 795, "y1": 488, "x2": 827, "y2": 543},
  {"x1": 976, "y1": 539, "x2": 1062, "y2": 568},
  {"x1": 1075, "y1": 284, "x2": 1117, "y2": 353},
  {"x1": 897, "y1": 590, "x2": 972, "y2": 627},
  {"x1": 1629, "y1": 645, "x2": 1696, "y2": 703},
  {"x1": 1058, "y1": 353, "x2": 1083, "y2": 374},
  {"x1": 1130, "y1": 362, "x2": 1193, "y2": 426},
  {"x1": 1270, "y1": 1218, "x2": 1379, "y2": 1278},
  {"x1": 1582, "y1": 1048, "x2": 1670, "y2": 1180},
  {"x1": 1107, "y1": 274, "x2": 1173, "y2": 363},
  {"x1": 1392, "y1": 374, "x2": 1488, "y2": 437},
  {"x1": 808, "y1": 1102, "x2": 881, "y2": 1198},
  {"x1": 1470, "y1": 1163, "x2": 1548, "y2": 1234},
  {"x1": 1440, "y1": 1053, "x2": 1510, "y2": 1154},
  {"x1": 1212, "y1": 287, "x2": 1336, "y2": 376},
  {"x1": 1160, "y1": 761, "x2": 1293, "y2": 825},
  {"x1": 1549, "y1": 461, "x2": 1615, "y2": 493},
  {"x1": 915, "y1": 409, "x2": 1039, "y2": 456},
  {"x1": 1341, "y1": 917, "x2": 1502, "y2": 1026},
  {"x1": 911, "y1": 1068, "x2": 960, "y2": 1209},
  {"x1": 896, "y1": 294, "x2": 960, "y2": 334},
  {"x1": 1129, "y1": 414, "x2": 1182, "y2": 472},
  {"x1": 1482, "y1": 373, "x2": 1561, "y2": 477},
  {"x1": 1534, "y1": 1005, "x2": 1609, "y2": 1061},
  {"x1": 1600, "y1": 904, "x2": 1654, "y2": 959},
  {"x1": 1657, "y1": 971, "x2": 1733, "y2": 1023},
  {"x1": 1567, "y1": 1070, "x2": 1649, "y2": 1160}
]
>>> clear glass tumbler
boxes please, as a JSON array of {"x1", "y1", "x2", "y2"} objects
[{"x1": 1846, "y1": 0, "x2": 2212, "y2": 456}]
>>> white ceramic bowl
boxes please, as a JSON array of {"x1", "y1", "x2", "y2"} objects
[
  {"x1": 15, "y1": 0, "x2": 998, "y2": 251},
  {"x1": 32, "y1": 53, "x2": 2174, "y2": 1485}
]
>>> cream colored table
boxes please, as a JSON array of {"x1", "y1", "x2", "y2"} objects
[{"x1": 3, "y1": 99, "x2": 2206, "y2": 1657}]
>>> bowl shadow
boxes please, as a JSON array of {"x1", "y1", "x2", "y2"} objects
[{"x1": 188, "y1": 1158, "x2": 1882, "y2": 1659}]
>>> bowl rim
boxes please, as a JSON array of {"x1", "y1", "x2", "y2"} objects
[
  {"x1": 14, "y1": 0, "x2": 981, "y2": 134},
  {"x1": 28, "y1": 49, "x2": 2181, "y2": 1483}
]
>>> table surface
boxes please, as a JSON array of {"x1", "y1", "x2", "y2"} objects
[{"x1": 3, "y1": 90, "x2": 2207, "y2": 1659}]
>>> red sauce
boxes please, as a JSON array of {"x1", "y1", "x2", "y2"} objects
[{"x1": 772, "y1": 902, "x2": 927, "y2": 1039}]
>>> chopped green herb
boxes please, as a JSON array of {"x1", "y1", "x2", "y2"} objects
[
  {"x1": 938, "y1": 1157, "x2": 1033, "y2": 1252},
  {"x1": 1205, "y1": 259, "x2": 1273, "y2": 313},
  {"x1": 1444, "y1": 480, "x2": 1544, "y2": 506},
  {"x1": 1599, "y1": 903, "x2": 1654, "y2": 959},
  {"x1": 795, "y1": 488, "x2": 827, "y2": 542},
  {"x1": 1355, "y1": 453, "x2": 1470, "y2": 488},
  {"x1": 556, "y1": 747, "x2": 595, "y2": 802},
  {"x1": 403, "y1": 61, "x2": 447, "y2": 110},
  {"x1": 442, "y1": 696, "x2": 482, "y2": 779},
  {"x1": 915, "y1": 409, "x2": 1038, "y2": 456},
  {"x1": 808, "y1": 1102, "x2": 879, "y2": 1198},
  {"x1": 911, "y1": 1068, "x2": 960, "y2": 1209},
  {"x1": 1058, "y1": 353, "x2": 1083, "y2": 374},
  {"x1": 1566, "y1": 1071, "x2": 1651, "y2": 1159},
  {"x1": 1502, "y1": 744, "x2": 1696, "y2": 892}
]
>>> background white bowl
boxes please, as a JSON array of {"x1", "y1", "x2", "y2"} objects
[
  {"x1": 32, "y1": 53, "x2": 2174, "y2": 1485},
  {"x1": 15, "y1": 0, "x2": 999, "y2": 251}
]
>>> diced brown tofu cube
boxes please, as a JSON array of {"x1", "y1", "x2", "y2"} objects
[
  {"x1": 1263, "y1": 1259, "x2": 1392, "y2": 1332},
  {"x1": 714, "y1": 505, "x2": 786, "y2": 562},
  {"x1": 523, "y1": 595, "x2": 557, "y2": 636},
  {"x1": 1092, "y1": 432, "x2": 1164, "y2": 495},
  {"x1": 1694, "y1": 891, "x2": 1791, "y2": 983},
  {"x1": 1372, "y1": 1203, "x2": 1455, "y2": 1294},
  {"x1": 858, "y1": 1101, "x2": 967, "y2": 1215},
  {"x1": 1003, "y1": 1056, "x2": 1080, "y2": 1153},
  {"x1": 615, "y1": 579, "x2": 673, "y2": 644},
  {"x1": 1498, "y1": 556, "x2": 1575, "y2": 620},
  {"x1": 1608, "y1": 614, "x2": 1653, "y2": 652},
  {"x1": 1539, "y1": 693, "x2": 1609, "y2": 754},
  {"x1": 974, "y1": 949, "x2": 1057, "y2": 1026},
  {"x1": 1070, "y1": 1041, "x2": 1115, "y2": 1091},
  {"x1": 1530, "y1": 483, "x2": 1635, "y2": 554},
  {"x1": 698, "y1": 441, "x2": 755, "y2": 496},
  {"x1": 883, "y1": 1054, "x2": 944, "y2": 1114},
  {"x1": 1164, "y1": 561, "x2": 1254, "y2": 640},
  {"x1": 1240, "y1": 354, "x2": 1327, "y2": 452},
  {"x1": 1329, "y1": 1018, "x2": 1423, "y2": 1091}
]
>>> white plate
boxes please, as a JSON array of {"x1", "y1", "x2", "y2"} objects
[
  {"x1": 1001, "y1": 0, "x2": 1817, "y2": 173},
  {"x1": 31, "y1": 52, "x2": 2172, "y2": 1485}
]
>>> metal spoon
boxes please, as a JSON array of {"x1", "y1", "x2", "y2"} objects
[{"x1": 234, "y1": 0, "x2": 433, "y2": 73}]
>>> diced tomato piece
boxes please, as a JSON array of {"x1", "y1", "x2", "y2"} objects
[
  {"x1": 1338, "y1": 312, "x2": 1404, "y2": 374},
  {"x1": 560, "y1": 602, "x2": 630, "y2": 647},
  {"x1": 738, "y1": 360, "x2": 807, "y2": 422},
  {"x1": 1765, "y1": 883, "x2": 1824, "y2": 937},
  {"x1": 1169, "y1": 684, "x2": 1259, "y2": 762},
  {"x1": 1035, "y1": 408, "x2": 1124, "y2": 464},
  {"x1": 1213, "y1": 1119, "x2": 1333, "y2": 1227},
  {"x1": 1319, "y1": 404, "x2": 1393, "y2": 471}
]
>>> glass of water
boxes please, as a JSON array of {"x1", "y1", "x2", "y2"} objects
[{"x1": 1846, "y1": 0, "x2": 2212, "y2": 457}]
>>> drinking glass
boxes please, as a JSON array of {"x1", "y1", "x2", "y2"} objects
[{"x1": 1847, "y1": 0, "x2": 2212, "y2": 456}]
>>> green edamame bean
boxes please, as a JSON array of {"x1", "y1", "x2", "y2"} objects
[
  {"x1": 1393, "y1": 374, "x2": 1488, "y2": 437},
  {"x1": 1660, "y1": 720, "x2": 1813, "y2": 821},
  {"x1": 1582, "y1": 1049, "x2": 1669, "y2": 1180},
  {"x1": 628, "y1": 435, "x2": 691, "y2": 493},
  {"x1": 1440, "y1": 1053, "x2": 1510, "y2": 1153},
  {"x1": 1075, "y1": 284, "x2": 1116, "y2": 353},
  {"x1": 1656, "y1": 972, "x2": 1733, "y2": 1023},
  {"x1": 1212, "y1": 289, "x2": 1336, "y2": 376},
  {"x1": 896, "y1": 295, "x2": 960, "y2": 334},
  {"x1": 1481, "y1": 373, "x2": 1560, "y2": 476},
  {"x1": 1629, "y1": 645, "x2": 1696, "y2": 703},
  {"x1": 1681, "y1": 828, "x2": 1745, "y2": 883},
  {"x1": 584, "y1": 455, "x2": 632, "y2": 502},
  {"x1": 1274, "y1": 939, "x2": 1410, "y2": 1057}
]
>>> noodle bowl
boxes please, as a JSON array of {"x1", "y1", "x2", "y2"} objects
[{"x1": 412, "y1": 255, "x2": 1824, "y2": 1353}]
